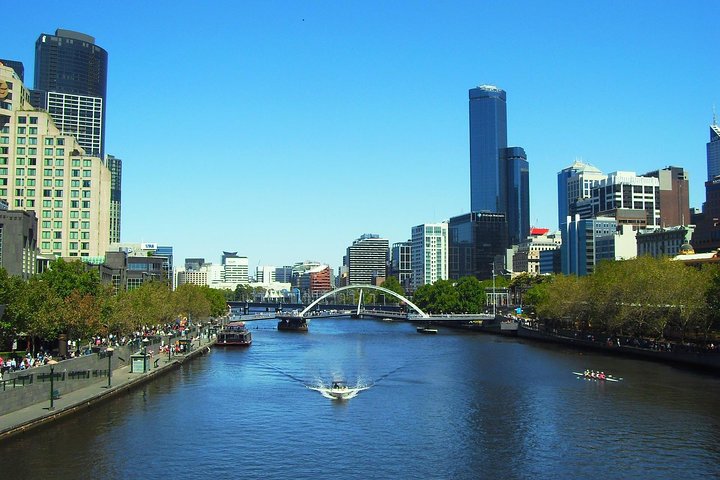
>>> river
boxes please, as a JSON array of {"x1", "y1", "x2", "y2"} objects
[{"x1": 2, "y1": 317, "x2": 719, "y2": 479}]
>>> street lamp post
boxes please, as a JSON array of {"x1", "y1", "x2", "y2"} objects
[
  {"x1": 48, "y1": 359, "x2": 58, "y2": 410},
  {"x1": 491, "y1": 262, "x2": 497, "y2": 317},
  {"x1": 106, "y1": 347, "x2": 114, "y2": 388},
  {"x1": 142, "y1": 338, "x2": 149, "y2": 373}
]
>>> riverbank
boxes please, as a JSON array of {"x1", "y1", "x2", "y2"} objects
[
  {"x1": 0, "y1": 336, "x2": 214, "y2": 442},
  {"x1": 516, "y1": 323, "x2": 720, "y2": 373}
]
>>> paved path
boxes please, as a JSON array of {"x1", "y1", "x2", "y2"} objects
[{"x1": 0, "y1": 337, "x2": 214, "y2": 441}]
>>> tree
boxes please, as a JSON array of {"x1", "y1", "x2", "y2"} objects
[
  {"x1": 380, "y1": 277, "x2": 405, "y2": 304},
  {"x1": 455, "y1": 276, "x2": 485, "y2": 313},
  {"x1": 412, "y1": 280, "x2": 460, "y2": 314},
  {"x1": 41, "y1": 258, "x2": 102, "y2": 299}
]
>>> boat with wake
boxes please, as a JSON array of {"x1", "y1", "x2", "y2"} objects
[
  {"x1": 573, "y1": 371, "x2": 622, "y2": 382},
  {"x1": 307, "y1": 381, "x2": 371, "y2": 400}
]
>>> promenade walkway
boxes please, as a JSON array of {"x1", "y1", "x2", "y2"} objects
[{"x1": 0, "y1": 336, "x2": 214, "y2": 441}]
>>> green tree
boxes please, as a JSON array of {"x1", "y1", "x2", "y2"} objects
[
  {"x1": 455, "y1": 276, "x2": 485, "y2": 313},
  {"x1": 41, "y1": 258, "x2": 102, "y2": 299},
  {"x1": 380, "y1": 277, "x2": 405, "y2": 304}
]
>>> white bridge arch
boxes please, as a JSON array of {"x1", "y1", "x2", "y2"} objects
[{"x1": 300, "y1": 285, "x2": 429, "y2": 318}]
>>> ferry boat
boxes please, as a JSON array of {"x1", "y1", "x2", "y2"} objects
[
  {"x1": 217, "y1": 322, "x2": 252, "y2": 346},
  {"x1": 277, "y1": 315, "x2": 309, "y2": 332}
]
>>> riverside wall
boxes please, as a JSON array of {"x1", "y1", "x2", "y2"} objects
[
  {"x1": 517, "y1": 324, "x2": 720, "y2": 372},
  {"x1": 0, "y1": 337, "x2": 214, "y2": 441},
  {"x1": 0, "y1": 329, "x2": 202, "y2": 417}
]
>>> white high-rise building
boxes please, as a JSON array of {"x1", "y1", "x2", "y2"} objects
[
  {"x1": 0, "y1": 64, "x2": 110, "y2": 258},
  {"x1": 222, "y1": 252, "x2": 248, "y2": 284},
  {"x1": 411, "y1": 223, "x2": 448, "y2": 290},
  {"x1": 256, "y1": 265, "x2": 276, "y2": 285}
]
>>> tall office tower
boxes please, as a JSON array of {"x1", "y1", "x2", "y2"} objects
[
  {"x1": 448, "y1": 212, "x2": 508, "y2": 281},
  {"x1": 345, "y1": 234, "x2": 389, "y2": 285},
  {"x1": 557, "y1": 160, "x2": 606, "y2": 229},
  {"x1": 469, "y1": 85, "x2": 508, "y2": 214},
  {"x1": 504, "y1": 146, "x2": 529, "y2": 244},
  {"x1": 708, "y1": 119, "x2": 720, "y2": 181},
  {"x1": 410, "y1": 223, "x2": 448, "y2": 290},
  {"x1": 643, "y1": 166, "x2": 690, "y2": 227},
  {"x1": 390, "y1": 241, "x2": 412, "y2": 290},
  {"x1": 106, "y1": 154, "x2": 122, "y2": 243},
  {"x1": 691, "y1": 120, "x2": 720, "y2": 251},
  {"x1": 591, "y1": 171, "x2": 660, "y2": 228},
  {"x1": 469, "y1": 85, "x2": 529, "y2": 246},
  {"x1": 33, "y1": 29, "x2": 108, "y2": 158},
  {"x1": 0, "y1": 60, "x2": 24, "y2": 82},
  {"x1": 0, "y1": 64, "x2": 111, "y2": 258}
]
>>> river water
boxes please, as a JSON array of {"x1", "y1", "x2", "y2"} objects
[{"x1": 2, "y1": 317, "x2": 719, "y2": 479}]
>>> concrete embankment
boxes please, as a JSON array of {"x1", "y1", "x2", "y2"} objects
[
  {"x1": 0, "y1": 337, "x2": 214, "y2": 441},
  {"x1": 517, "y1": 325, "x2": 720, "y2": 372}
]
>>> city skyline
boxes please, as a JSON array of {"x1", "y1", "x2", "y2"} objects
[{"x1": 3, "y1": 1, "x2": 718, "y2": 269}]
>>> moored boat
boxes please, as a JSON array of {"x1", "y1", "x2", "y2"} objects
[
  {"x1": 217, "y1": 322, "x2": 252, "y2": 346},
  {"x1": 277, "y1": 315, "x2": 309, "y2": 332},
  {"x1": 417, "y1": 326, "x2": 438, "y2": 334}
]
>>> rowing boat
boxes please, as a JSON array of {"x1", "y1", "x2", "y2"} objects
[{"x1": 572, "y1": 372, "x2": 622, "y2": 382}]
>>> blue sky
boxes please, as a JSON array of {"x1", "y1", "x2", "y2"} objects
[{"x1": 4, "y1": 1, "x2": 719, "y2": 271}]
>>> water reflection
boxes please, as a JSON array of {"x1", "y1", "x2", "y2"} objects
[{"x1": 1, "y1": 318, "x2": 719, "y2": 479}]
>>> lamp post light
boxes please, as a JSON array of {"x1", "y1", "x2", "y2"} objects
[
  {"x1": 106, "y1": 347, "x2": 114, "y2": 388},
  {"x1": 142, "y1": 338, "x2": 149, "y2": 373},
  {"x1": 48, "y1": 359, "x2": 58, "y2": 410}
]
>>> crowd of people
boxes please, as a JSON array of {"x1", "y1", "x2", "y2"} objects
[
  {"x1": 0, "y1": 351, "x2": 54, "y2": 377},
  {"x1": 0, "y1": 318, "x2": 206, "y2": 381}
]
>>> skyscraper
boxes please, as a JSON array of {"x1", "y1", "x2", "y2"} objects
[
  {"x1": 106, "y1": 154, "x2": 122, "y2": 243},
  {"x1": 468, "y1": 85, "x2": 529, "y2": 246},
  {"x1": 707, "y1": 121, "x2": 720, "y2": 181},
  {"x1": 0, "y1": 64, "x2": 112, "y2": 258},
  {"x1": 469, "y1": 85, "x2": 507, "y2": 214},
  {"x1": 33, "y1": 29, "x2": 108, "y2": 159},
  {"x1": 557, "y1": 160, "x2": 606, "y2": 229},
  {"x1": 448, "y1": 212, "x2": 508, "y2": 281},
  {"x1": 504, "y1": 146, "x2": 529, "y2": 245},
  {"x1": 345, "y1": 234, "x2": 389, "y2": 285},
  {"x1": 643, "y1": 166, "x2": 690, "y2": 227}
]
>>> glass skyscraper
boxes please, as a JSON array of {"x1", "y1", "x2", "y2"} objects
[
  {"x1": 469, "y1": 85, "x2": 507, "y2": 214},
  {"x1": 32, "y1": 29, "x2": 108, "y2": 158},
  {"x1": 504, "y1": 146, "x2": 529, "y2": 245},
  {"x1": 708, "y1": 122, "x2": 720, "y2": 181},
  {"x1": 469, "y1": 85, "x2": 529, "y2": 246}
]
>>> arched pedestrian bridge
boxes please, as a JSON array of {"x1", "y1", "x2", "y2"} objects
[{"x1": 300, "y1": 285, "x2": 429, "y2": 318}]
